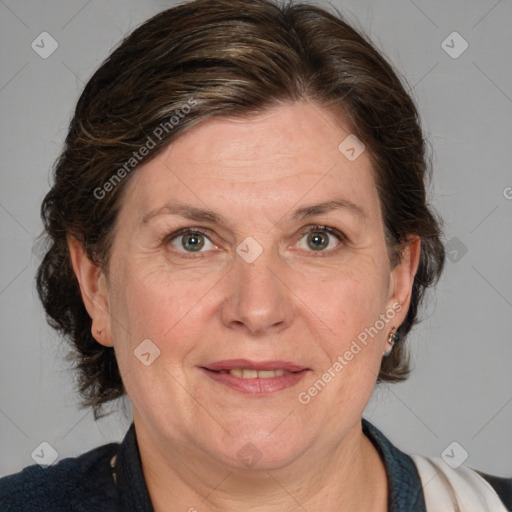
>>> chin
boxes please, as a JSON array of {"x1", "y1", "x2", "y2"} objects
[{"x1": 209, "y1": 418, "x2": 307, "y2": 471}]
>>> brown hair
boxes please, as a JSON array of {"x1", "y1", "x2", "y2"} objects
[{"x1": 36, "y1": 0, "x2": 445, "y2": 417}]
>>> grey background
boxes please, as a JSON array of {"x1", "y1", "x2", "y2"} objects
[{"x1": 1, "y1": 0, "x2": 511, "y2": 478}]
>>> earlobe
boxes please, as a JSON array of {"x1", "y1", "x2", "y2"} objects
[{"x1": 67, "y1": 234, "x2": 113, "y2": 347}]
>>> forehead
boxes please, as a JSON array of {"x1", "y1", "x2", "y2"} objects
[{"x1": 122, "y1": 101, "x2": 380, "y2": 226}]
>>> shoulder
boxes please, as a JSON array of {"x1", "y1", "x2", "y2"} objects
[
  {"x1": 362, "y1": 419, "x2": 511, "y2": 511},
  {"x1": 475, "y1": 470, "x2": 512, "y2": 510},
  {"x1": 0, "y1": 442, "x2": 119, "y2": 512},
  {"x1": 410, "y1": 454, "x2": 512, "y2": 512}
]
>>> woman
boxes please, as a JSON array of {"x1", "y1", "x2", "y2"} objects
[{"x1": 0, "y1": 0, "x2": 510, "y2": 510}]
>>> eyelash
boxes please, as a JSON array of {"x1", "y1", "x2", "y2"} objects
[
  {"x1": 164, "y1": 225, "x2": 347, "y2": 258},
  {"x1": 297, "y1": 225, "x2": 347, "y2": 256}
]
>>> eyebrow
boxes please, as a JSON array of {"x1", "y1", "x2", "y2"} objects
[
  {"x1": 293, "y1": 199, "x2": 365, "y2": 220},
  {"x1": 141, "y1": 198, "x2": 366, "y2": 226}
]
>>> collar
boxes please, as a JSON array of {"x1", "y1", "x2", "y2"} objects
[
  {"x1": 114, "y1": 420, "x2": 426, "y2": 511},
  {"x1": 362, "y1": 418, "x2": 427, "y2": 511},
  {"x1": 114, "y1": 424, "x2": 153, "y2": 511}
]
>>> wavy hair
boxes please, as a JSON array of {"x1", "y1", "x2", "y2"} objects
[{"x1": 36, "y1": 0, "x2": 445, "y2": 417}]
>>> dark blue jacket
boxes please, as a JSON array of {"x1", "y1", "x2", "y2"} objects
[{"x1": 1, "y1": 419, "x2": 510, "y2": 511}]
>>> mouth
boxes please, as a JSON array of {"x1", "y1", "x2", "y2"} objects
[{"x1": 200, "y1": 359, "x2": 310, "y2": 394}]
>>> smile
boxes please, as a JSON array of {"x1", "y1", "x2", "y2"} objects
[
  {"x1": 218, "y1": 369, "x2": 286, "y2": 378},
  {"x1": 201, "y1": 360, "x2": 310, "y2": 394}
]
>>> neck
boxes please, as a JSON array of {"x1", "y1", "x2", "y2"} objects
[{"x1": 134, "y1": 417, "x2": 388, "y2": 512}]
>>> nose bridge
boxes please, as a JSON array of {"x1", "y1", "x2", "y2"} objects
[{"x1": 221, "y1": 239, "x2": 294, "y2": 335}]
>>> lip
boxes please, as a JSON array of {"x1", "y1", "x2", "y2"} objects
[
  {"x1": 200, "y1": 359, "x2": 310, "y2": 395},
  {"x1": 203, "y1": 359, "x2": 308, "y2": 372}
]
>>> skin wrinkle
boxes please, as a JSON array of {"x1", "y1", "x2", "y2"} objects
[
  {"x1": 69, "y1": 102, "x2": 420, "y2": 511},
  {"x1": 37, "y1": 0, "x2": 447, "y2": 423}
]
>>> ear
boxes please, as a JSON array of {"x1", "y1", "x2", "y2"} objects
[
  {"x1": 67, "y1": 234, "x2": 112, "y2": 347},
  {"x1": 385, "y1": 235, "x2": 421, "y2": 326}
]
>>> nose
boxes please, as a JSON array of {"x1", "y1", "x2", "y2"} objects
[{"x1": 220, "y1": 245, "x2": 295, "y2": 336}]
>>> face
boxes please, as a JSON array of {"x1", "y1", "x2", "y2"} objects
[{"x1": 71, "y1": 101, "x2": 418, "y2": 470}]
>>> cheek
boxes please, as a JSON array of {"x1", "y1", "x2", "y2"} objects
[
  {"x1": 293, "y1": 269, "x2": 391, "y2": 431},
  {"x1": 308, "y1": 263, "x2": 390, "y2": 335},
  {"x1": 304, "y1": 263, "x2": 391, "y2": 393},
  {"x1": 113, "y1": 256, "x2": 191, "y2": 329},
  {"x1": 108, "y1": 269, "x2": 208, "y2": 419},
  {"x1": 109, "y1": 261, "x2": 219, "y2": 368},
  {"x1": 111, "y1": 247, "x2": 391, "y2": 351}
]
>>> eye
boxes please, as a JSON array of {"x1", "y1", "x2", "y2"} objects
[
  {"x1": 296, "y1": 226, "x2": 344, "y2": 253},
  {"x1": 167, "y1": 229, "x2": 217, "y2": 253}
]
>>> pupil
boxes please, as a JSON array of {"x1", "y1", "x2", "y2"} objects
[
  {"x1": 308, "y1": 231, "x2": 328, "y2": 251},
  {"x1": 183, "y1": 233, "x2": 204, "y2": 251}
]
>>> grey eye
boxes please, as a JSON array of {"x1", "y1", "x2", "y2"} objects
[
  {"x1": 307, "y1": 231, "x2": 329, "y2": 251},
  {"x1": 296, "y1": 228, "x2": 342, "y2": 253},
  {"x1": 168, "y1": 230, "x2": 215, "y2": 253},
  {"x1": 181, "y1": 232, "x2": 205, "y2": 252}
]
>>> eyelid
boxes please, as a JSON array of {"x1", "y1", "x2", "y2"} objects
[
  {"x1": 294, "y1": 224, "x2": 347, "y2": 255},
  {"x1": 297, "y1": 224, "x2": 346, "y2": 241},
  {"x1": 166, "y1": 227, "x2": 211, "y2": 239},
  {"x1": 165, "y1": 227, "x2": 215, "y2": 245},
  {"x1": 165, "y1": 224, "x2": 347, "y2": 256}
]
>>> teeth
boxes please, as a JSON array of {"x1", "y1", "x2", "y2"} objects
[{"x1": 227, "y1": 369, "x2": 286, "y2": 378}]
